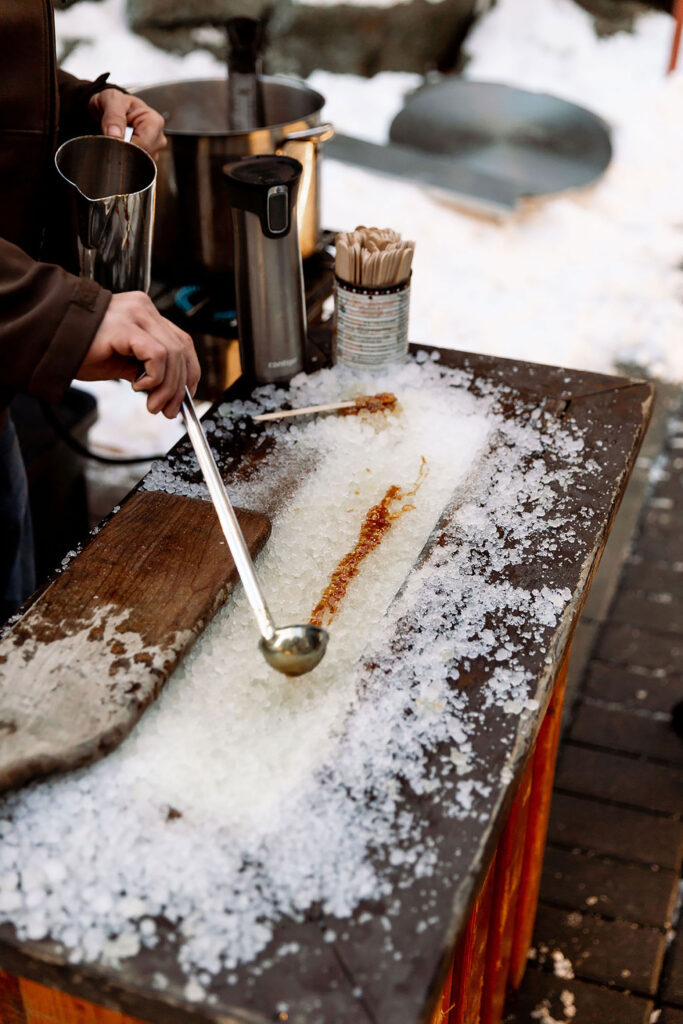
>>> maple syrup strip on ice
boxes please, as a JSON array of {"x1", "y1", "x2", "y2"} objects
[
  {"x1": 342, "y1": 392, "x2": 398, "y2": 416},
  {"x1": 310, "y1": 457, "x2": 428, "y2": 628}
]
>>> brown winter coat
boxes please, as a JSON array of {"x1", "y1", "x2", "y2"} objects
[{"x1": 0, "y1": 0, "x2": 113, "y2": 425}]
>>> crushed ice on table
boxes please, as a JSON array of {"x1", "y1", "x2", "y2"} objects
[{"x1": 0, "y1": 356, "x2": 598, "y2": 985}]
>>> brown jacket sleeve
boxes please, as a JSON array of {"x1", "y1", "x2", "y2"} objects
[
  {"x1": 57, "y1": 70, "x2": 123, "y2": 141},
  {"x1": 0, "y1": 236, "x2": 111, "y2": 404}
]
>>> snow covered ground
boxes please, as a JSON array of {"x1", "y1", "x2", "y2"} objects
[{"x1": 55, "y1": 0, "x2": 683, "y2": 468}]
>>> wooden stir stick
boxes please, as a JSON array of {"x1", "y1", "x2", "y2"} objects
[
  {"x1": 253, "y1": 393, "x2": 398, "y2": 422},
  {"x1": 335, "y1": 226, "x2": 415, "y2": 287}
]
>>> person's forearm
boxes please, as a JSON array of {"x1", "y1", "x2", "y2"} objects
[{"x1": 0, "y1": 237, "x2": 110, "y2": 403}]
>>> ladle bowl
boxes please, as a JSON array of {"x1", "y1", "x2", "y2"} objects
[{"x1": 260, "y1": 624, "x2": 329, "y2": 676}]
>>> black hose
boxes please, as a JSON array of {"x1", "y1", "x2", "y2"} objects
[{"x1": 40, "y1": 400, "x2": 166, "y2": 465}]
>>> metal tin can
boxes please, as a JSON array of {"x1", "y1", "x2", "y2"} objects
[{"x1": 334, "y1": 276, "x2": 410, "y2": 370}]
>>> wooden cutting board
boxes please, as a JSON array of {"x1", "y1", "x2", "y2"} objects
[{"x1": 0, "y1": 491, "x2": 271, "y2": 793}]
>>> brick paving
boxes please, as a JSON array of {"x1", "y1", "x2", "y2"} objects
[{"x1": 505, "y1": 390, "x2": 683, "y2": 1024}]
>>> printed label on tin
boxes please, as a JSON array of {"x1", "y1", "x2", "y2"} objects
[{"x1": 335, "y1": 280, "x2": 410, "y2": 369}]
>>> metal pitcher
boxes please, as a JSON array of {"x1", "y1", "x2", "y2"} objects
[{"x1": 55, "y1": 135, "x2": 156, "y2": 293}]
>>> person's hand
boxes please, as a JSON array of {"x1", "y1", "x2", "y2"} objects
[
  {"x1": 77, "y1": 292, "x2": 200, "y2": 419},
  {"x1": 88, "y1": 89, "x2": 167, "y2": 160}
]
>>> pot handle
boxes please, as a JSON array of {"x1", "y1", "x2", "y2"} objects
[{"x1": 277, "y1": 122, "x2": 335, "y2": 146}]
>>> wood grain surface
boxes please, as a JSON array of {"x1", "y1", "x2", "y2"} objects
[{"x1": 0, "y1": 491, "x2": 270, "y2": 793}]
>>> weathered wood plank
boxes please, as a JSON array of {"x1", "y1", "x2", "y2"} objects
[
  {"x1": 479, "y1": 758, "x2": 534, "y2": 1024},
  {"x1": 449, "y1": 853, "x2": 497, "y2": 1024},
  {"x1": 428, "y1": 958, "x2": 454, "y2": 1024},
  {"x1": 509, "y1": 655, "x2": 569, "y2": 988},
  {"x1": 0, "y1": 492, "x2": 270, "y2": 792}
]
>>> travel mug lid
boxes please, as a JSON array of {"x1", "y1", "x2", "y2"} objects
[{"x1": 223, "y1": 155, "x2": 302, "y2": 239}]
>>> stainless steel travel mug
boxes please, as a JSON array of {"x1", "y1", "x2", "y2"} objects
[{"x1": 223, "y1": 155, "x2": 306, "y2": 384}]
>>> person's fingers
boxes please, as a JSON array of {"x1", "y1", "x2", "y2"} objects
[
  {"x1": 98, "y1": 89, "x2": 130, "y2": 141},
  {"x1": 132, "y1": 116, "x2": 167, "y2": 157},
  {"x1": 90, "y1": 92, "x2": 167, "y2": 158},
  {"x1": 128, "y1": 100, "x2": 167, "y2": 159},
  {"x1": 135, "y1": 301, "x2": 200, "y2": 396},
  {"x1": 134, "y1": 295, "x2": 176, "y2": 335},
  {"x1": 134, "y1": 334, "x2": 184, "y2": 416},
  {"x1": 172, "y1": 326, "x2": 200, "y2": 394},
  {"x1": 159, "y1": 319, "x2": 201, "y2": 396},
  {"x1": 79, "y1": 291, "x2": 199, "y2": 415},
  {"x1": 184, "y1": 347, "x2": 201, "y2": 397},
  {"x1": 129, "y1": 332, "x2": 168, "y2": 395},
  {"x1": 148, "y1": 353, "x2": 183, "y2": 416},
  {"x1": 128, "y1": 296, "x2": 181, "y2": 361},
  {"x1": 118, "y1": 359, "x2": 142, "y2": 384},
  {"x1": 161, "y1": 376, "x2": 188, "y2": 420},
  {"x1": 132, "y1": 316, "x2": 188, "y2": 389}
]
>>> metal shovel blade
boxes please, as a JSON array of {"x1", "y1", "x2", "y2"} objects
[{"x1": 389, "y1": 79, "x2": 612, "y2": 200}]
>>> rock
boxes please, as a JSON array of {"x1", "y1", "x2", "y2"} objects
[
  {"x1": 128, "y1": 0, "x2": 288, "y2": 24},
  {"x1": 128, "y1": 0, "x2": 479, "y2": 77},
  {"x1": 273, "y1": 0, "x2": 479, "y2": 76},
  {"x1": 574, "y1": 0, "x2": 672, "y2": 36},
  {"x1": 126, "y1": 0, "x2": 676, "y2": 77}
]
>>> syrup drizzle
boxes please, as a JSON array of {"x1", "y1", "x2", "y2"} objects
[
  {"x1": 309, "y1": 457, "x2": 428, "y2": 628},
  {"x1": 340, "y1": 392, "x2": 398, "y2": 416}
]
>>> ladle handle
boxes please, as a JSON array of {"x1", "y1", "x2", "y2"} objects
[{"x1": 181, "y1": 389, "x2": 276, "y2": 642}]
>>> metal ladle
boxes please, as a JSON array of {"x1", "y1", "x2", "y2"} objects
[{"x1": 182, "y1": 391, "x2": 329, "y2": 675}]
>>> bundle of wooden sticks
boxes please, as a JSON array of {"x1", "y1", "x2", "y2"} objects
[{"x1": 335, "y1": 226, "x2": 415, "y2": 287}]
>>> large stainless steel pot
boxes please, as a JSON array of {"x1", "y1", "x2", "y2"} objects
[{"x1": 135, "y1": 77, "x2": 333, "y2": 280}]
